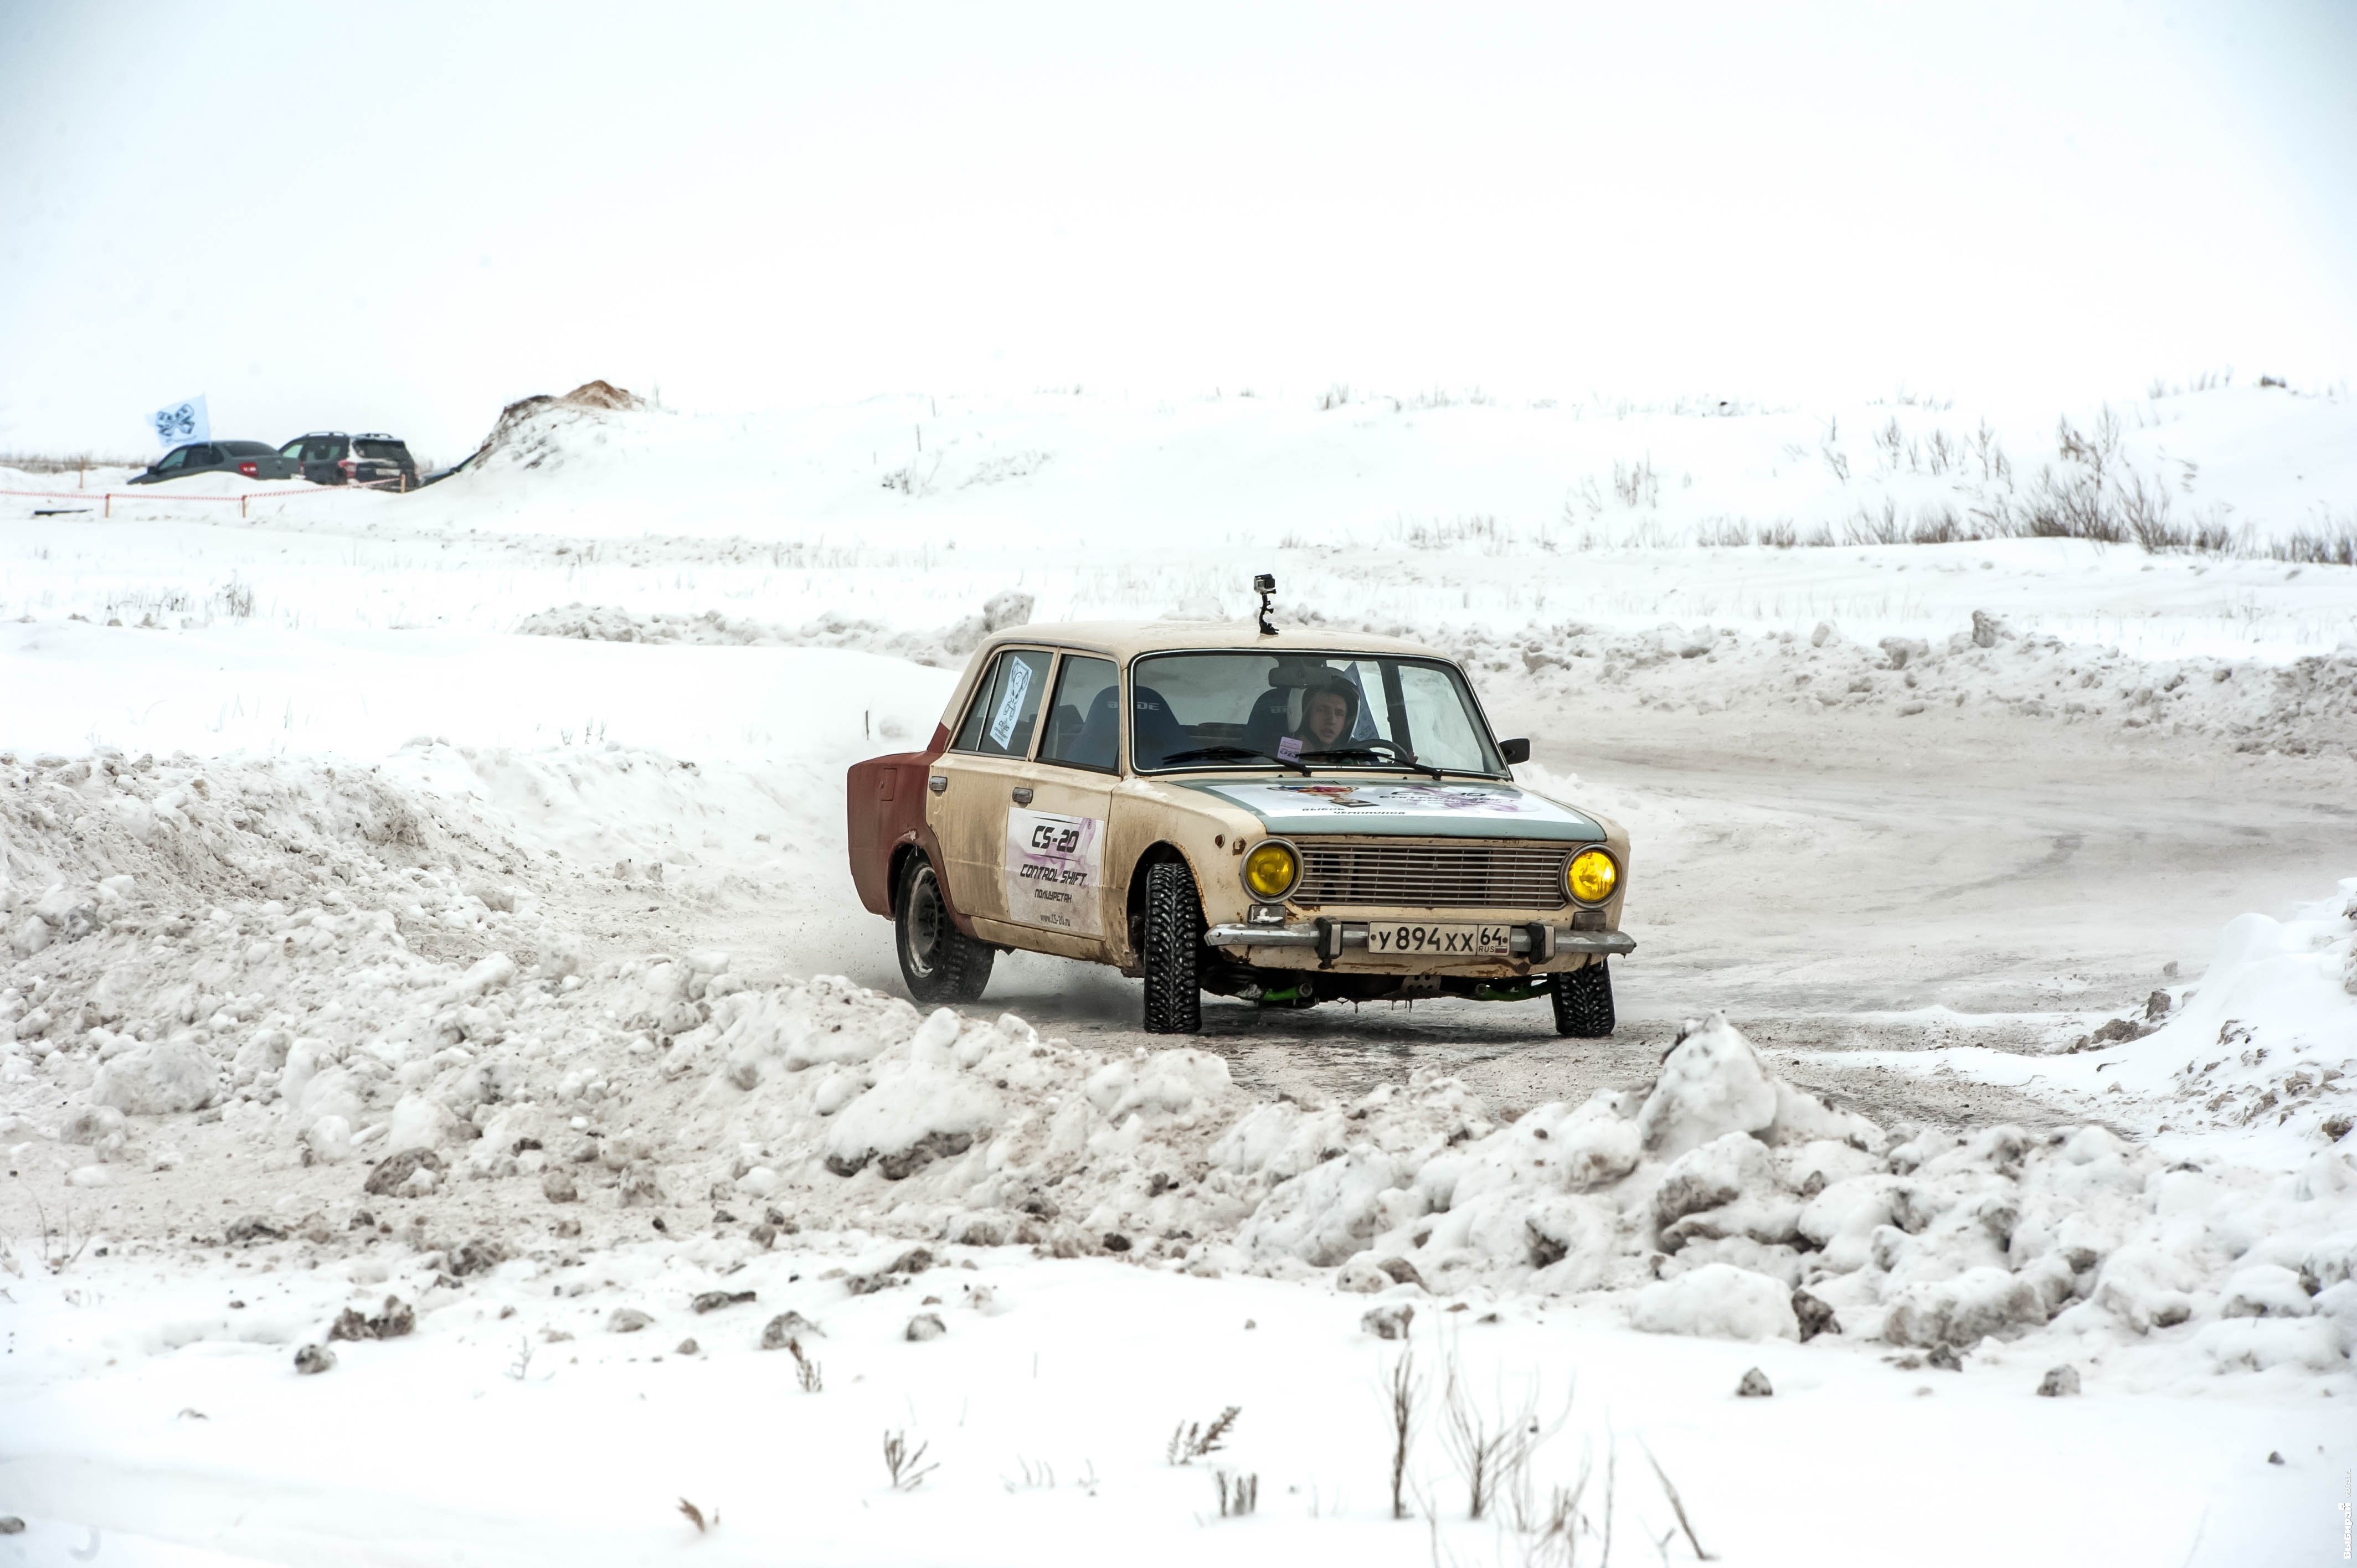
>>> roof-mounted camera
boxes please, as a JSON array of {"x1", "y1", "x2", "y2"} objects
[{"x1": 1254, "y1": 573, "x2": 1277, "y2": 636}]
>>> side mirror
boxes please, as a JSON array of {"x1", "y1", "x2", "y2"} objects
[{"x1": 1499, "y1": 737, "x2": 1530, "y2": 765}]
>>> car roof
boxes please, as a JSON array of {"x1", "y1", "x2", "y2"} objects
[
  {"x1": 291, "y1": 431, "x2": 349, "y2": 439},
  {"x1": 979, "y1": 620, "x2": 1453, "y2": 663},
  {"x1": 353, "y1": 432, "x2": 405, "y2": 441}
]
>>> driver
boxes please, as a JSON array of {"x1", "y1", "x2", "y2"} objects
[{"x1": 1291, "y1": 676, "x2": 1358, "y2": 756}]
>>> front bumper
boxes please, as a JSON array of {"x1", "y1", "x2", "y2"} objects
[{"x1": 1203, "y1": 919, "x2": 1634, "y2": 961}]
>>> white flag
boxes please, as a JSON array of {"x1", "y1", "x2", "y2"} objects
[{"x1": 150, "y1": 395, "x2": 209, "y2": 448}]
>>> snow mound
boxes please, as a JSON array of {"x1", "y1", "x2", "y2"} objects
[
  {"x1": 2127, "y1": 879, "x2": 2357, "y2": 1146},
  {"x1": 1632, "y1": 1263, "x2": 1799, "y2": 1340},
  {"x1": 1413, "y1": 615, "x2": 2357, "y2": 760},
  {"x1": 1882, "y1": 1267, "x2": 2047, "y2": 1347},
  {"x1": 8, "y1": 759, "x2": 2355, "y2": 1377},
  {"x1": 1637, "y1": 1014, "x2": 1777, "y2": 1157},
  {"x1": 89, "y1": 1037, "x2": 217, "y2": 1115},
  {"x1": 513, "y1": 590, "x2": 1035, "y2": 669},
  {"x1": 456, "y1": 380, "x2": 649, "y2": 473}
]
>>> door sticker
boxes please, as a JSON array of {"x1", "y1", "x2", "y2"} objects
[{"x1": 1005, "y1": 809, "x2": 1103, "y2": 936}]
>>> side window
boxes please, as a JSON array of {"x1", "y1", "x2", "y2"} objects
[
  {"x1": 155, "y1": 448, "x2": 187, "y2": 470},
  {"x1": 950, "y1": 647, "x2": 1052, "y2": 758},
  {"x1": 280, "y1": 440, "x2": 305, "y2": 459},
  {"x1": 305, "y1": 437, "x2": 346, "y2": 463},
  {"x1": 1037, "y1": 656, "x2": 1119, "y2": 772}
]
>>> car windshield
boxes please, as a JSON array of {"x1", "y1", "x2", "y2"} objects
[{"x1": 1131, "y1": 651, "x2": 1503, "y2": 775}]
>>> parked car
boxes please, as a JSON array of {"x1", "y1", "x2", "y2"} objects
[
  {"x1": 845, "y1": 611, "x2": 1635, "y2": 1036},
  {"x1": 277, "y1": 431, "x2": 420, "y2": 488},
  {"x1": 128, "y1": 440, "x2": 300, "y2": 484}
]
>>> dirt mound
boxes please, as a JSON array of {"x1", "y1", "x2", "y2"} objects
[
  {"x1": 452, "y1": 380, "x2": 649, "y2": 476},
  {"x1": 553, "y1": 380, "x2": 641, "y2": 412}
]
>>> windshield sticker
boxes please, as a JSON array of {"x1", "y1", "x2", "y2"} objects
[
  {"x1": 1275, "y1": 735, "x2": 1303, "y2": 761},
  {"x1": 986, "y1": 658, "x2": 1035, "y2": 750},
  {"x1": 1341, "y1": 663, "x2": 1378, "y2": 741},
  {"x1": 1005, "y1": 808, "x2": 1103, "y2": 936}
]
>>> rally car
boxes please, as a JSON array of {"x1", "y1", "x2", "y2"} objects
[{"x1": 844, "y1": 604, "x2": 1633, "y2": 1036}]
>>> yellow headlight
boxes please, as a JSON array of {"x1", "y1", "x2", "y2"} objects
[
  {"x1": 1567, "y1": 848, "x2": 1618, "y2": 905},
  {"x1": 1244, "y1": 842, "x2": 1299, "y2": 900}
]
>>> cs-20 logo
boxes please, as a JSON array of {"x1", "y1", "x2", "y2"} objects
[{"x1": 1030, "y1": 823, "x2": 1083, "y2": 854}]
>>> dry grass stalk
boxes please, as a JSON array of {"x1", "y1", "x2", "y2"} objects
[
  {"x1": 787, "y1": 1337, "x2": 822, "y2": 1392},
  {"x1": 1385, "y1": 1347, "x2": 1422, "y2": 1520},
  {"x1": 1636, "y1": 1438, "x2": 1714, "y2": 1561},
  {"x1": 1166, "y1": 1405, "x2": 1240, "y2": 1465},
  {"x1": 882, "y1": 1430, "x2": 936, "y2": 1491},
  {"x1": 1440, "y1": 1353, "x2": 1572, "y2": 1523}
]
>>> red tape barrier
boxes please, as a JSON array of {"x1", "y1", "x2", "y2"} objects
[{"x1": 2, "y1": 478, "x2": 409, "y2": 517}]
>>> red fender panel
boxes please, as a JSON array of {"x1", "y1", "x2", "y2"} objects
[{"x1": 845, "y1": 725, "x2": 959, "y2": 923}]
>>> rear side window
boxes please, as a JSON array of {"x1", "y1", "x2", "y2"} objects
[
  {"x1": 951, "y1": 648, "x2": 1053, "y2": 757},
  {"x1": 302, "y1": 437, "x2": 347, "y2": 463},
  {"x1": 1037, "y1": 656, "x2": 1119, "y2": 771},
  {"x1": 354, "y1": 439, "x2": 410, "y2": 461}
]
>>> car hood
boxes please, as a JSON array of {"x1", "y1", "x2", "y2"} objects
[{"x1": 1172, "y1": 777, "x2": 1605, "y2": 841}]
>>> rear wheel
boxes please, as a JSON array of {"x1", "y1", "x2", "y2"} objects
[
  {"x1": 896, "y1": 854, "x2": 993, "y2": 1004},
  {"x1": 1551, "y1": 960, "x2": 1615, "y2": 1038},
  {"x1": 1141, "y1": 860, "x2": 1203, "y2": 1034}
]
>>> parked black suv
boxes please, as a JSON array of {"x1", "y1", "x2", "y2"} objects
[
  {"x1": 279, "y1": 432, "x2": 420, "y2": 488},
  {"x1": 128, "y1": 441, "x2": 301, "y2": 484}
]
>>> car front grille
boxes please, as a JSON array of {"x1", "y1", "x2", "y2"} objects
[{"x1": 1293, "y1": 838, "x2": 1571, "y2": 910}]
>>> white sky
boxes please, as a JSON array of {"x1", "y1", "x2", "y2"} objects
[{"x1": 2, "y1": 1, "x2": 2352, "y2": 457}]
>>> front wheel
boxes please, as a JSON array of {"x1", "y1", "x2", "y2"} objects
[
  {"x1": 1551, "y1": 960, "x2": 1615, "y2": 1038},
  {"x1": 896, "y1": 854, "x2": 993, "y2": 1004},
  {"x1": 1140, "y1": 859, "x2": 1203, "y2": 1034}
]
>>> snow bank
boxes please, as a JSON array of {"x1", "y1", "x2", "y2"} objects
[
  {"x1": 1831, "y1": 876, "x2": 2357, "y2": 1157},
  {"x1": 2130, "y1": 880, "x2": 2357, "y2": 1142},
  {"x1": 1632, "y1": 1263, "x2": 1799, "y2": 1340},
  {"x1": 514, "y1": 589, "x2": 1036, "y2": 670},
  {"x1": 506, "y1": 595, "x2": 2356, "y2": 759},
  {"x1": 1414, "y1": 613, "x2": 2357, "y2": 761},
  {"x1": 7, "y1": 750, "x2": 2353, "y2": 1377}
]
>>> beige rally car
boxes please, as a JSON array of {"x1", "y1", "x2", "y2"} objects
[{"x1": 845, "y1": 612, "x2": 1633, "y2": 1035}]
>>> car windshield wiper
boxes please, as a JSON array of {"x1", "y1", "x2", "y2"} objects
[
  {"x1": 1298, "y1": 742, "x2": 1445, "y2": 780},
  {"x1": 1158, "y1": 744, "x2": 1313, "y2": 776}
]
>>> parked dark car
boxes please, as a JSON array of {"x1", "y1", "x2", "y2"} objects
[
  {"x1": 128, "y1": 440, "x2": 300, "y2": 484},
  {"x1": 278, "y1": 431, "x2": 420, "y2": 489}
]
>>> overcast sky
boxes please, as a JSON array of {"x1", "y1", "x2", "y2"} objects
[{"x1": 2, "y1": 1, "x2": 2351, "y2": 457}]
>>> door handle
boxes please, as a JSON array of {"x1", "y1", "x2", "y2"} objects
[
  {"x1": 928, "y1": 775, "x2": 947, "y2": 795},
  {"x1": 1011, "y1": 787, "x2": 1034, "y2": 806}
]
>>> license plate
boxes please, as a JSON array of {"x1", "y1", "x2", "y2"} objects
[{"x1": 1365, "y1": 922, "x2": 1514, "y2": 956}]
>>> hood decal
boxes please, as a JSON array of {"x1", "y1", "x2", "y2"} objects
[{"x1": 1179, "y1": 779, "x2": 1605, "y2": 841}]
